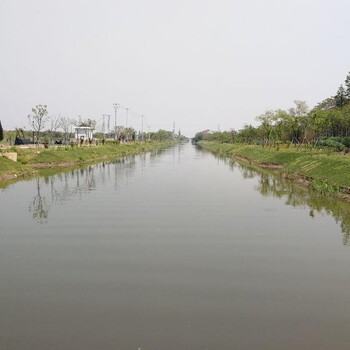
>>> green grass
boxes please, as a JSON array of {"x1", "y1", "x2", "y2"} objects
[
  {"x1": 0, "y1": 156, "x2": 35, "y2": 179},
  {"x1": 199, "y1": 142, "x2": 350, "y2": 189},
  {"x1": 0, "y1": 141, "x2": 175, "y2": 181},
  {"x1": 16, "y1": 142, "x2": 173, "y2": 165}
]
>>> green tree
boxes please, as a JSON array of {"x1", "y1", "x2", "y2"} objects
[
  {"x1": 237, "y1": 124, "x2": 258, "y2": 143},
  {"x1": 256, "y1": 110, "x2": 274, "y2": 145},
  {"x1": 192, "y1": 131, "x2": 205, "y2": 143},
  {"x1": 150, "y1": 129, "x2": 173, "y2": 141},
  {"x1": 345, "y1": 71, "x2": 350, "y2": 101},
  {"x1": 313, "y1": 97, "x2": 336, "y2": 111},
  {"x1": 335, "y1": 85, "x2": 346, "y2": 107},
  {"x1": 271, "y1": 109, "x2": 287, "y2": 141},
  {"x1": 28, "y1": 104, "x2": 49, "y2": 144},
  {"x1": 125, "y1": 127, "x2": 136, "y2": 141},
  {"x1": 0, "y1": 120, "x2": 3, "y2": 142},
  {"x1": 310, "y1": 109, "x2": 330, "y2": 137}
]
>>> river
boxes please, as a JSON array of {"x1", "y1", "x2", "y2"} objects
[{"x1": 1, "y1": 143, "x2": 350, "y2": 350}]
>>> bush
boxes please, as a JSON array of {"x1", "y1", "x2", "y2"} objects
[
  {"x1": 340, "y1": 137, "x2": 350, "y2": 148},
  {"x1": 318, "y1": 138, "x2": 345, "y2": 151}
]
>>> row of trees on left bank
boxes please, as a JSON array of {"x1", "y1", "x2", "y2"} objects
[
  {"x1": 1, "y1": 105, "x2": 89, "y2": 145},
  {"x1": 1, "y1": 105, "x2": 183, "y2": 145}
]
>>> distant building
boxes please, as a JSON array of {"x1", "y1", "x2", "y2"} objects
[{"x1": 75, "y1": 124, "x2": 93, "y2": 141}]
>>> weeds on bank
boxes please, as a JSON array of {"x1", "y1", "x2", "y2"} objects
[{"x1": 311, "y1": 179, "x2": 339, "y2": 197}]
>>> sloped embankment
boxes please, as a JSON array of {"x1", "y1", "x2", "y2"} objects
[
  {"x1": 199, "y1": 141, "x2": 350, "y2": 199},
  {"x1": 0, "y1": 142, "x2": 174, "y2": 182}
]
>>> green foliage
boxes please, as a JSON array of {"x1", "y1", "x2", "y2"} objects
[
  {"x1": 192, "y1": 129, "x2": 237, "y2": 144},
  {"x1": 314, "y1": 97, "x2": 336, "y2": 110},
  {"x1": 200, "y1": 142, "x2": 350, "y2": 190},
  {"x1": 0, "y1": 120, "x2": 3, "y2": 142},
  {"x1": 194, "y1": 72, "x2": 350, "y2": 146},
  {"x1": 1, "y1": 141, "x2": 175, "y2": 182},
  {"x1": 318, "y1": 136, "x2": 350, "y2": 149},
  {"x1": 192, "y1": 131, "x2": 205, "y2": 143},
  {"x1": 311, "y1": 179, "x2": 339, "y2": 197},
  {"x1": 318, "y1": 139, "x2": 345, "y2": 151},
  {"x1": 345, "y1": 71, "x2": 350, "y2": 101},
  {"x1": 236, "y1": 124, "x2": 259, "y2": 143},
  {"x1": 335, "y1": 85, "x2": 347, "y2": 107},
  {"x1": 149, "y1": 129, "x2": 174, "y2": 141},
  {"x1": 0, "y1": 156, "x2": 34, "y2": 179},
  {"x1": 335, "y1": 136, "x2": 350, "y2": 147}
]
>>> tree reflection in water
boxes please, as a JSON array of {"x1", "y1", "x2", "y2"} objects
[
  {"x1": 30, "y1": 152, "x2": 350, "y2": 246},
  {"x1": 28, "y1": 157, "x2": 137, "y2": 223},
  {"x1": 222, "y1": 156, "x2": 350, "y2": 246},
  {"x1": 255, "y1": 173, "x2": 350, "y2": 245},
  {"x1": 29, "y1": 178, "x2": 50, "y2": 223}
]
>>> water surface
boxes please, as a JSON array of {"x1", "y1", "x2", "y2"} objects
[{"x1": 1, "y1": 144, "x2": 350, "y2": 350}]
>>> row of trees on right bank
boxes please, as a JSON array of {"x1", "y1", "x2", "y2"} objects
[{"x1": 194, "y1": 72, "x2": 350, "y2": 149}]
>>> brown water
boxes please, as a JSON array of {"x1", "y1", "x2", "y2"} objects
[{"x1": 1, "y1": 143, "x2": 350, "y2": 350}]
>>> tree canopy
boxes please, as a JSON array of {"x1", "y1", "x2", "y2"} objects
[
  {"x1": 193, "y1": 71, "x2": 350, "y2": 147},
  {"x1": 0, "y1": 120, "x2": 3, "y2": 142}
]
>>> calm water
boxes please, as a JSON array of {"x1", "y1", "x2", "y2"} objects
[{"x1": 1, "y1": 143, "x2": 350, "y2": 350}]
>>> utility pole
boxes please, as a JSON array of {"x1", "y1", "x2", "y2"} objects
[
  {"x1": 125, "y1": 108, "x2": 129, "y2": 141},
  {"x1": 102, "y1": 114, "x2": 111, "y2": 138},
  {"x1": 141, "y1": 115, "x2": 144, "y2": 141},
  {"x1": 113, "y1": 103, "x2": 120, "y2": 140}
]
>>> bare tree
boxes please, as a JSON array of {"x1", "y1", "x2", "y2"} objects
[
  {"x1": 60, "y1": 117, "x2": 73, "y2": 144},
  {"x1": 48, "y1": 115, "x2": 62, "y2": 142},
  {"x1": 28, "y1": 105, "x2": 49, "y2": 144},
  {"x1": 49, "y1": 115, "x2": 61, "y2": 132}
]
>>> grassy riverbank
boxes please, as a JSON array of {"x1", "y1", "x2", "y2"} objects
[
  {"x1": 199, "y1": 141, "x2": 350, "y2": 196},
  {"x1": 0, "y1": 141, "x2": 175, "y2": 181}
]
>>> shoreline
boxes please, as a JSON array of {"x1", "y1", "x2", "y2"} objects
[
  {"x1": 199, "y1": 141, "x2": 350, "y2": 202},
  {"x1": 0, "y1": 141, "x2": 175, "y2": 183}
]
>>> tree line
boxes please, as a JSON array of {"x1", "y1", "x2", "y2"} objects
[
  {"x1": 193, "y1": 71, "x2": 350, "y2": 150},
  {"x1": 1, "y1": 105, "x2": 181, "y2": 145}
]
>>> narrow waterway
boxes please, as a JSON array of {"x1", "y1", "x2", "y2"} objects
[{"x1": 1, "y1": 143, "x2": 350, "y2": 350}]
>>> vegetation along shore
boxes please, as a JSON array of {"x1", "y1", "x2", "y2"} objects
[
  {"x1": 199, "y1": 141, "x2": 350, "y2": 201},
  {"x1": 0, "y1": 141, "x2": 175, "y2": 183},
  {"x1": 193, "y1": 72, "x2": 350, "y2": 201}
]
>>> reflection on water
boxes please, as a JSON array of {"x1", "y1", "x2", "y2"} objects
[
  {"x1": 2, "y1": 144, "x2": 350, "y2": 350},
  {"x1": 255, "y1": 174, "x2": 350, "y2": 246},
  {"x1": 28, "y1": 156, "x2": 138, "y2": 223},
  {"x1": 26, "y1": 148, "x2": 350, "y2": 245},
  {"x1": 24, "y1": 147, "x2": 179, "y2": 224},
  {"x1": 29, "y1": 178, "x2": 50, "y2": 223},
  {"x1": 215, "y1": 155, "x2": 350, "y2": 246}
]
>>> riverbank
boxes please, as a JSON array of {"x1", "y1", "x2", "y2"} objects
[
  {"x1": 0, "y1": 141, "x2": 175, "y2": 182},
  {"x1": 199, "y1": 141, "x2": 350, "y2": 200}
]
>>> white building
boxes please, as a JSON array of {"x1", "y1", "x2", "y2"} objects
[{"x1": 75, "y1": 125, "x2": 94, "y2": 141}]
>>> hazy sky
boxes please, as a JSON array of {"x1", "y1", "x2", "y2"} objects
[{"x1": 1, "y1": 0, "x2": 350, "y2": 136}]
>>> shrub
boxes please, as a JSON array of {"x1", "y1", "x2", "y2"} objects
[{"x1": 318, "y1": 139, "x2": 345, "y2": 151}]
